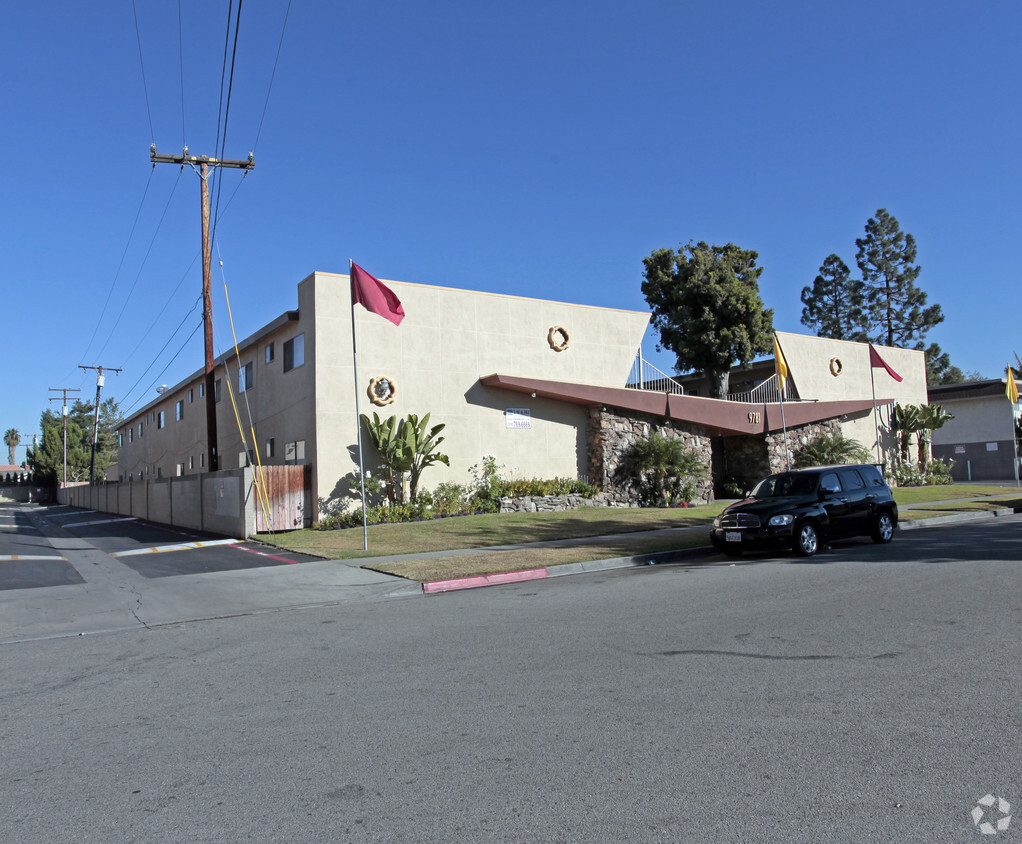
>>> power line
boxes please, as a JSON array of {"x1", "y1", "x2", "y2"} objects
[
  {"x1": 119, "y1": 298, "x2": 203, "y2": 410},
  {"x1": 122, "y1": 320, "x2": 204, "y2": 417},
  {"x1": 78, "y1": 168, "x2": 155, "y2": 366},
  {"x1": 178, "y1": 0, "x2": 186, "y2": 147},
  {"x1": 253, "y1": 0, "x2": 292, "y2": 153},
  {"x1": 132, "y1": 0, "x2": 156, "y2": 142},
  {"x1": 94, "y1": 170, "x2": 183, "y2": 361},
  {"x1": 212, "y1": 0, "x2": 244, "y2": 248}
]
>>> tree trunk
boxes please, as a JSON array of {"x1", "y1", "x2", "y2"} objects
[{"x1": 707, "y1": 370, "x2": 730, "y2": 400}]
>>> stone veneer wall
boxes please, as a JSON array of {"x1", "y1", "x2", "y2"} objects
[
  {"x1": 587, "y1": 407, "x2": 714, "y2": 505},
  {"x1": 721, "y1": 419, "x2": 841, "y2": 492},
  {"x1": 499, "y1": 493, "x2": 602, "y2": 514}
]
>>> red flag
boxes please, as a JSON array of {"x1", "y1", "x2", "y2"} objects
[
  {"x1": 351, "y1": 262, "x2": 404, "y2": 326},
  {"x1": 869, "y1": 344, "x2": 903, "y2": 382}
]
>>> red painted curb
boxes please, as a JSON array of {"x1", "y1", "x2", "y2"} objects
[{"x1": 422, "y1": 567, "x2": 549, "y2": 594}]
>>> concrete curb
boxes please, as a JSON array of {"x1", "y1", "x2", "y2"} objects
[
  {"x1": 898, "y1": 507, "x2": 1016, "y2": 530},
  {"x1": 417, "y1": 508, "x2": 1020, "y2": 594},
  {"x1": 420, "y1": 546, "x2": 718, "y2": 594}
]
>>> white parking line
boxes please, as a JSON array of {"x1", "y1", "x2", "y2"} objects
[
  {"x1": 0, "y1": 555, "x2": 66, "y2": 562},
  {"x1": 112, "y1": 538, "x2": 241, "y2": 557},
  {"x1": 62, "y1": 517, "x2": 137, "y2": 529}
]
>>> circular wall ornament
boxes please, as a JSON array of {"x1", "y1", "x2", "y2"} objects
[
  {"x1": 829, "y1": 357, "x2": 843, "y2": 377},
  {"x1": 547, "y1": 325, "x2": 570, "y2": 352},
  {"x1": 368, "y1": 375, "x2": 397, "y2": 406}
]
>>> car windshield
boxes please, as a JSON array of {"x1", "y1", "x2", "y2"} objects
[{"x1": 750, "y1": 473, "x2": 818, "y2": 498}]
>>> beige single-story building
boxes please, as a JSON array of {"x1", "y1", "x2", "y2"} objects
[
  {"x1": 929, "y1": 379, "x2": 1021, "y2": 481},
  {"x1": 114, "y1": 272, "x2": 928, "y2": 523}
]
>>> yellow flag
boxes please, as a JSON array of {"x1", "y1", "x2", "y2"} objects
[
  {"x1": 774, "y1": 334, "x2": 789, "y2": 392},
  {"x1": 1008, "y1": 366, "x2": 1019, "y2": 404}
]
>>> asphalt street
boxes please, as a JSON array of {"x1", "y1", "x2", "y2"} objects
[{"x1": 0, "y1": 505, "x2": 1020, "y2": 842}]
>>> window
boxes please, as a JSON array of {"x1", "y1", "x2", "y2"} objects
[
  {"x1": 138, "y1": 423, "x2": 143, "y2": 438},
  {"x1": 239, "y1": 451, "x2": 249, "y2": 468},
  {"x1": 157, "y1": 411, "x2": 165, "y2": 429},
  {"x1": 265, "y1": 438, "x2": 275, "y2": 458},
  {"x1": 118, "y1": 432, "x2": 123, "y2": 447},
  {"x1": 128, "y1": 428, "x2": 134, "y2": 443},
  {"x1": 215, "y1": 379, "x2": 222, "y2": 403},
  {"x1": 157, "y1": 467, "x2": 164, "y2": 478},
  {"x1": 189, "y1": 455, "x2": 194, "y2": 470},
  {"x1": 839, "y1": 468, "x2": 865, "y2": 490},
  {"x1": 238, "y1": 362, "x2": 253, "y2": 393},
  {"x1": 283, "y1": 334, "x2": 305, "y2": 372},
  {"x1": 188, "y1": 388, "x2": 194, "y2": 403},
  {"x1": 176, "y1": 463, "x2": 185, "y2": 477},
  {"x1": 176, "y1": 401, "x2": 184, "y2": 421},
  {"x1": 285, "y1": 440, "x2": 306, "y2": 465},
  {"x1": 819, "y1": 472, "x2": 842, "y2": 494},
  {"x1": 200, "y1": 453, "x2": 205, "y2": 468},
  {"x1": 265, "y1": 342, "x2": 274, "y2": 364},
  {"x1": 199, "y1": 382, "x2": 205, "y2": 397}
]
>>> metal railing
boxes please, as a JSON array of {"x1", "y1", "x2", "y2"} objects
[
  {"x1": 626, "y1": 351, "x2": 685, "y2": 395},
  {"x1": 728, "y1": 374, "x2": 798, "y2": 404}
]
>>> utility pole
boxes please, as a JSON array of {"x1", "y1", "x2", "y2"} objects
[
  {"x1": 49, "y1": 387, "x2": 81, "y2": 487},
  {"x1": 79, "y1": 366, "x2": 121, "y2": 484},
  {"x1": 150, "y1": 145, "x2": 254, "y2": 472}
]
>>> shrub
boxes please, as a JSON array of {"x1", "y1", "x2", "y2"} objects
[
  {"x1": 794, "y1": 433, "x2": 872, "y2": 468},
  {"x1": 924, "y1": 457, "x2": 955, "y2": 485}
]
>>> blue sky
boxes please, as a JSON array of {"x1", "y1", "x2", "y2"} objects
[{"x1": 2, "y1": 0, "x2": 1019, "y2": 458}]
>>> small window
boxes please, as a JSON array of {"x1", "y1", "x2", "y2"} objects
[
  {"x1": 285, "y1": 440, "x2": 306, "y2": 465},
  {"x1": 238, "y1": 362, "x2": 253, "y2": 393},
  {"x1": 199, "y1": 382, "x2": 205, "y2": 398},
  {"x1": 138, "y1": 423, "x2": 143, "y2": 438},
  {"x1": 188, "y1": 388, "x2": 194, "y2": 403},
  {"x1": 118, "y1": 432, "x2": 123, "y2": 447},
  {"x1": 128, "y1": 428, "x2": 134, "y2": 443},
  {"x1": 265, "y1": 438, "x2": 275, "y2": 458},
  {"x1": 200, "y1": 453, "x2": 205, "y2": 468},
  {"x1": 265, "y1": 342, "x2": 275, "y2": 364},
  {"x1": 176, "y1": 400, "x2": 183, "y2": 421},
  {"x1": 283, "y1": 334, "x2": 305, "y2": 372},
  {"x1": 157, "y1": 411, "x2": 165, "y2": 429},
  {"x1": 189, "y1": 455, "x2": 194, "y2": 470},
  {"x1": 239, "y1": 451, "x2": 249, "y2": 468},
  {"x1": 215, "y1": 379, "x2": 223, "y2": 403},
  {"x1": 176, "y1": 463, "x2": 185, "y2": 477},
  {"x1": 157, "y1": 467, "x2": 164, "y2": 478}
]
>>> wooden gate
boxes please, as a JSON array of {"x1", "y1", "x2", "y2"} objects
[{"x1": 253, "y1": 465, "x2": 309, "y2": 532}]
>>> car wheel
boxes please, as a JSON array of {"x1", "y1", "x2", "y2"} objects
[
  {"x1": 794, "y1": 522, "x2": 818, "y2": 557},
  {"x1": 872, "y1": 512, "x2": 895, "y2": 544}
]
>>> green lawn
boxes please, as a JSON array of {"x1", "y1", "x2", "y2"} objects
[{"x1": 254, "y1": 484, "x2": 1020, "y2": 583}]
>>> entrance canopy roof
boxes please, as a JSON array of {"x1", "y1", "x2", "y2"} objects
[{"x1": 480, "y1": 374, "x2": 887, "y2": 437}]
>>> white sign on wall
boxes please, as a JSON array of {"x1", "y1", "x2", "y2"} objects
[{"x1": 505, "y1": 408, "x2": 532, "y2": 429}]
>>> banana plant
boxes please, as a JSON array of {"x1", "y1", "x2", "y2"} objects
[
  {"x1": 890, "y1": 403, "x2": 922, "y2": 465},
  {"x1": 360, "y1": 412, "x2": 448, "y2": 503},
  {"x1": 915, "y1": 403, "x2": 954, "y2": 473}
]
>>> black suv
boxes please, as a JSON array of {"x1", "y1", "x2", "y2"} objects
[{"x1": 710, "y1": 464, "x2": 898, "y2": 557}]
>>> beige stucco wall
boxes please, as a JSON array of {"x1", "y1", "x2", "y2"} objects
[
  {"x1": 931, "y1": 395, "x2": 1016, "y2": 444},
  {"x1": 116, "y1": 271, "x2": 649, "y2": 518},
  {"x1": 311, "y1": 272, "x2": 649, "y2": 512},
  {"x1": 775, "y1": 332, "x2": 928, "y2": 461}
]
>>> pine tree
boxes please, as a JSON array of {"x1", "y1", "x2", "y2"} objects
[
  {"x1": 855, "y1": 209, "x2": 943, "y2": 347},
  {"x1": 799, "y1": 254, "x2": 866, "y2": 340}
]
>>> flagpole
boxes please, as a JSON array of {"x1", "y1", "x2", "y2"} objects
[
  {"x1": 1011, "y1": 401, "x2": 1019, "y2": 489},
  {"x1": 350, "y1": 259, "x2": 369, "y2": 550},
  {"x1": 779, "y1": 384, "x2": 790, "y2": 471},
  {"x1": 870, "y1": 365, "x2": 882, "y2": 467}
]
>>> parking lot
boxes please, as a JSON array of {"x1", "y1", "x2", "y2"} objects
[
  {"x1": 0, "y1": 503, "x2": 322, "y2": 591},
  {"x1": 0, "y1": 503, "x2": 415, "y2": 643}
]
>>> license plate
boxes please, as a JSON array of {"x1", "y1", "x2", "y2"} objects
[{"x1": 725, "y1": 532, "x2": 742, "y2": 543}]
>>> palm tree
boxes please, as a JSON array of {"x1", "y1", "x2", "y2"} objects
[
  {"x1": 628, "y1": 431, "x2": 706, "y2": 506},
  {"x1": 4, "y1": 429, "x2": 19, "y2": 466}
]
